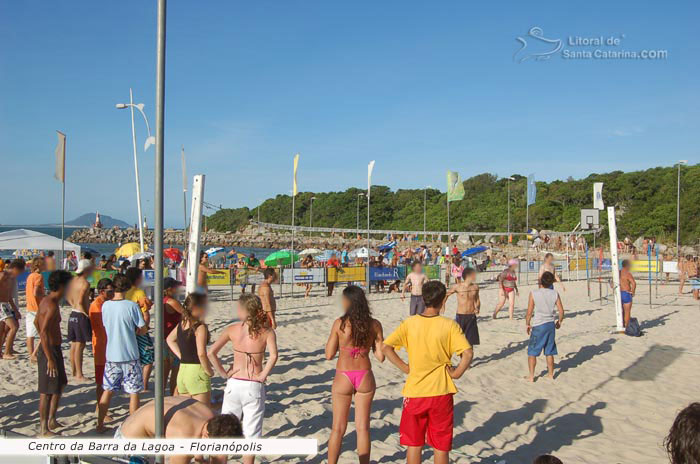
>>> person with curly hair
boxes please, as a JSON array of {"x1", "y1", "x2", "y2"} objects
[
  {"x1": 325, "y1": 285, "x2": 385, "y2": 464},
  {"x1": 664, "y1": 402, "x2": 700, "y2": 464},
  {"x1": 208, "y1": 293, "x2": 278, "y2": 464},
  {"x1": 167, "y1": 292, "x2": 214, "y2": 405}
]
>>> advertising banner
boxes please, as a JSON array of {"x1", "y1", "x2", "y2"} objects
[
  {"x1": 282, "y1": 268, "x2": 326, "y2": 284},
  {"x1": 328, "y1": 266, "x2": 367, "y2": 283}
]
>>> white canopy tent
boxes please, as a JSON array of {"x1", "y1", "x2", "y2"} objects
[
  {"x1": 0, "y1": 229, "x2": 81, "y2": 254},
  {"x1": 348, "y1": 246, "x2": 380, "y2": 259}
]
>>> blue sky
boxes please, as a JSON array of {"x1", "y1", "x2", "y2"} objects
[{"x1": 1, "y1": 1, "x2": 698, "y2": 227}]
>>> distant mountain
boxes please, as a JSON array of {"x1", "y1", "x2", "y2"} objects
[{"x1": 66, "y1": 213, "x2": 130, "y2": 228}]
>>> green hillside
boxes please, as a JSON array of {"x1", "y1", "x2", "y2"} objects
[{"x1": 206, "y1": 165, "x2": 699, "y2": 244}]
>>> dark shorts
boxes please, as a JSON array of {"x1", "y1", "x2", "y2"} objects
[
  {"x1": 456, "y1": 313, "x2": 480, "y2": 346},
  {"x1": 409, "y1": 295, "x2": 426, "y2": 316},
  {"x1": 528, "y1": 321, "x2": 557, "y2": 357},
  {"x1": 137, "y1": 334, "x2": 154, "y2": 366},
  {"x1": 67, "y1": 311, "x2": 92, "y2": 343},
  {"x1": 621, "y1": 291, "x2": 633, "y2": 304},
  {"x1": 37, "y1": 345, "x2": 68, "y2": 395}
]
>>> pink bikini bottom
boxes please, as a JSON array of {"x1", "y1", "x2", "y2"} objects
[{"x1": 340, "y1": 370, "x2": 369, "y2": 390}]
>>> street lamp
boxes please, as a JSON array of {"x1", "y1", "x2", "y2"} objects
[
  {"x1": 356, "y1": 192, "x2": 365, "y2": 237},
  {"x1": 116, "y1": 88, "x2": 156, "y2": 253},
  {"x1": 309, "y1": 196, "x2": 317, "y2": 235},
  {"x1": 424, "y1": 185, "x2": 431, "y2": 241},
  {"x1": 676, "y1": 160, "x2": 688, "y2": 254},
  {"x1": 506, "y1": 176, "x2": 515, "y2": 238}
]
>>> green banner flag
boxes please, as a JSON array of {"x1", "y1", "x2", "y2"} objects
[{"x1": 446, "y1": 170, "x2": 464, "y2": 202}]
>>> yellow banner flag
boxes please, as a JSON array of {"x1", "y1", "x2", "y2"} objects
[{"x1": 292, "y1": 153, "x2": 300, "y2": 196}]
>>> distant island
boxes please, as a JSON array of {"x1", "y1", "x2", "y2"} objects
[{"x1": 66, "y1": 213, "x2": 130, "y2": 229}]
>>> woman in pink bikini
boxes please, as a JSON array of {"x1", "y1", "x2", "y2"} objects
[
  {"x1": 325, "y1": 286, "x2": 385, "y2": 464},
  {"x1": 493, "y1": 258, "x2": 520, "y2": 320}
]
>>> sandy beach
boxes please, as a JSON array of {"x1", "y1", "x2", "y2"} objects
[{"x1": 1, "y1": 276, "x2": 697, "y2": 464}]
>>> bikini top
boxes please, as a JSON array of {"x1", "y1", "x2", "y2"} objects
[
  {"x1": 341, "y1": 346, "x2": 370, "y2": 359},
  {"x1": 233, "y1": 348, "x2": 265, "y2": 379}
]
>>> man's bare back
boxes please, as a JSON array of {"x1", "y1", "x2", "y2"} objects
[
  {"x1": 0, "y1": 271, "x2": 17, "y2": 307},
  {"x1": 258, "y1": 282, "x2": 276, "y2": 314},
  {"x1": 121, "y1": 396, "x2": 214, "y2": 438},
  {"x1": 66, "y1": 275, "x2": 90, "y2": 316}
]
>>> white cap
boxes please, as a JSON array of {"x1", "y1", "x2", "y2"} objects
[{"x1": 76, "y1": 259, "x2": 92, "y2": 274}]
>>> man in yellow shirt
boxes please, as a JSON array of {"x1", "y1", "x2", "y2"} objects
[
  {"x1": 124, "y1": 268, "x2": 154, "y2": 391},
  {"x1": 383, "y1": 281, "x2": 473, "y2": 464}
]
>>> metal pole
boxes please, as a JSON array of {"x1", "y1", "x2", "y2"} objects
[
  {"x1": 181, "y1": 146, "x2": 187, "y2": 233},
  {"x1": 129, "y1": 88, "x2": 145, "y2": 253},
  {"x1": 61, "y1": 176, "x2": 65, "y2": 268},
  {"x1": 367, "y1": 187, "x2": 370, "y2": 291},
  {"x1": 153, "y1": 0, "x2": 167, "y2": 448},
  {"x1": 676, "y1": 163, "x2": 681, "y2": 254},
  {"x1": 291, "y1": 193, "x2": 295, "y2": 297},
  {"x1": 356, "y1": 194, "x2": 360, "y2": 237},
  {"x1": 507, "y1": 179, "x2": 511, "y2": 238},
  {"x1": 423, "y1": 188, "x2": 427, "y2": 241},
  {"x1": 648, "y1": 244, "x2": 652, "y2": 309},
  {"x1": 608, "y1": 206, "x2": 625, "y2": 332},
  {"x1": 526, "y1": 203, "x2": 529, "y2": 285}
]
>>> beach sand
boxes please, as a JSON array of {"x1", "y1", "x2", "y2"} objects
[{"x1": 1, "y1": 276, "x2": 697, "y2": 463}]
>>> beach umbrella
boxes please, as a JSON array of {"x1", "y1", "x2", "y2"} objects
[
  {"x1": 461, "y1": 246, "x2": 488, "y2": 258},
  {"x1": 205, "y1": 246, "x2": 225, "y2": 257},
  {"x1": 377, "y1": 241, "x2": 397, "y2": 252},
  {"x1": 349, "y1": 247, "x2": 379, "y2": 259},
  {"x1": 116, "y1": 242, "x2": 146, "y2": 258},
  {"x1": 164, "y1": 248, "x2": 183, "y2": 263},
  {"x1": 314, "y1": 250, "x2": 334, "y2": 262},
  {"x1": 299, "y1": 248, "x2": 323, "y2": 256},
  {"x1": 263, "y1": 250, "x2": 300, "y2": 267},
  {"x1": 129, "y1": 251, "x2": 154, "y2": 261}
]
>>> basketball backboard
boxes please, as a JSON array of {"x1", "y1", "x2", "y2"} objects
[{"x1": 580, "y1": 208, "x2": 600, "y2": 230}]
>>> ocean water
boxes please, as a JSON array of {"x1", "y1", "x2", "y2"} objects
[{"x1": 0, "y1": 226, "x2": 277, "y2": 261}]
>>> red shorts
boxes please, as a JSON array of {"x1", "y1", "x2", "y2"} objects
[
  {"x1": 399, "y1": 394, "x2": 454, "y2": 451},
  {"x1": 95, "y1": 364, "x2": 105, "y2": 387}
]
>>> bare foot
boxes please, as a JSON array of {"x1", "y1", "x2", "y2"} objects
[
  {"x1": 30, "y1": 355, "x2": 37, "y2": 364},
  {"x1": 547, "y1": 373, "x2": 555, "y2": 380},
  {"x1": 39, "y1": 430, "x2": 59, "y2": 437},
  {"x1": 73, "y1": 376, "x2": 90, "y2": 383},
  {"x1": 96, "y1": 425, "x2": 109, "y2": 434},
  {"x1": 524, "y1": 375, "x2": 535, "y2": 383},
  {"x1": 49, "y1": 419, "x2": 64, "y2": 429},
  {"x1": 2, "y1": 354, "x2": 17, "y2": 360},
  {"x1": 492, "y1": 312, "x2": 498, "y2": 319}
]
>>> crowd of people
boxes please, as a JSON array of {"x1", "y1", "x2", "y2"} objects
[{"x1": 0, "y1": 241, "x2": 699, "y2": 464}]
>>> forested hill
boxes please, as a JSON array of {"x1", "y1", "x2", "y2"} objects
[{"x1": 207, "y1": 165, "x2": 699, "y2": 244}]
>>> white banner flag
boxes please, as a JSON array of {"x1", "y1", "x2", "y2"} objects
[
  {"x1": 54, "y1": 131, "x2": 66, "y2": 182},
  {"x1": 367, "y1": 160, "x2": 375, "y2": 197},
  {"x1": 593, "y1": 182, "x2": 604, "y2": 210}
]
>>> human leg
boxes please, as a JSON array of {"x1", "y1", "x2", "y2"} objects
[{"x1": 328, "y1": 373, "x2": 353, "y2": 464}]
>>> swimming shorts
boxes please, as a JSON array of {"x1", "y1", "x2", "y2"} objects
[
  {"x1": 620, "y1": 291, "x2": 633, "y2": 304},
  {"x1": 136, "y1": 334, "x2": 154, "y2": 365},
  {"x1": 67, "y1": 311, "x2": 92, "y2": 343},
  {"x1": 528, "y1": 321, "x2": 557, "y2": 357},
  {"x1": 400, "y1": 394, "x2": 454, "y2": 451},
  {"x1": 176, "y1": 363, "x2": 211, "y2": 396},
  {"x1": 25, "y1": 311, "x2": 38, "y2": 338},
  {"x1": 103, "y1": 360, "x2": 143, "y2": 394},
  {"x1": 409, "y1": 295, "x2": 426, "y2": 316},
  {"x1": 0, "y1": 302, "x2": 16, "y2": 322},
  {"x1": 222, "y1": 378, "x2": 266, "y2": 438},
  {"x1": 455, "y1": 313, "x2": 480, "y2": 346},
  {"x1": 37, "y1": 345, "x2": 68, "y2": 395}
]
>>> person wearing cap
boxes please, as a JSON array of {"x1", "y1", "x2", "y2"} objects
[
  {"x1": 66, "y1": 258, "x2": 95, "y2": 381},
  {"x1": 163, "y1": 277, "x2": 184, "y2": 395},
  {"x1": 493, "y1": 258, "x2": 519, "y2": 320}
]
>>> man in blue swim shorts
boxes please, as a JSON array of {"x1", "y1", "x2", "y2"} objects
[
  {"x1": 619, "y1": 260, "x2": 636, "y2": 328},
  {"x1": 525, "y1": 272, "x2": 565, "y2": 382}
]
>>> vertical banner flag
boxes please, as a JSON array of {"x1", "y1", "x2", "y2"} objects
[
  {"x1": 367, "y1": 160, "x2": 375, "y2": 197},
  {"x1": 54, "y1": 131, "x2": 66, "y2": 182},
  {"x1": 292, "y1": 153, "x2": 300, "y2": 196},
  {"x1": 446, "y1": 170, "x2": 464, "y2": 202},
  {"x1": 593, "y1": 182, "x2": 604, "y2": 210},
  {"x1": 527, "y1": 173, "x2": 537, "y2": 205}
]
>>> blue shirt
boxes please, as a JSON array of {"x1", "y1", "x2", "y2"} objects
[{"x1": 101, "y1": 299, "x2": 146, "y2": 363}]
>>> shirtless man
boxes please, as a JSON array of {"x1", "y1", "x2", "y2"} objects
[
  {"x1": 619, "y1": 260, "x2": 636, "y2": 328},
  {"x1": 197, "y1": 252, "x2": 224, "y2": 294},
  {"x1": 0, "y1": 259, "x2": 25, "y2": 359},
  {"x1": 66, "y1": 259, "x2": 93, "y2": 381},
  {"x1": 117, "y1": 396, "x2": 243, "y2": 464},
  {"x1": 401, "y1": 262, "x2": 429, "y2": 316},
  {"x1": 258, "y1": 268, "x2": 278, "y2": 329},
  {"x1": 36, "y1": 270, "x2": 72, "y2": 436},
  {"x1": 208, "y1": 294, "x2": 278, "y2": 464},
  {"x1": 539, "y1": 253, "x2": 565, "y2": 291},
  {"x1": 682, "y1": 255, "x2": 698, "y2": 297},
  {"x1": 445, "y1": 268, "x2": 481, "y2": 348}
]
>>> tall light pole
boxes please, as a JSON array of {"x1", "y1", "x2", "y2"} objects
[
  {"x1": 116, "y1": 90, "x2": 155, "y2": 253},
  {"x1": 506, "y1": 176, "x2": 515, "y2": 238},
  {"x1": 676, "y1": 160, "x2": 687, "y2": 254},
  {"x1": 356, "y1": 192, "x2": 364, "y2": 237},
  {"x1": 423, "y1": 185, "x2": 431, "y2": 242},
  {"x1": 309, "y1": 196, "x2": 316, "y2": 235}
]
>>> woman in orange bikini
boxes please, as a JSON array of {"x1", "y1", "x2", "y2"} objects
[{"x1": 325, "y1": 286, "x2": 384, "y2": 464}]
